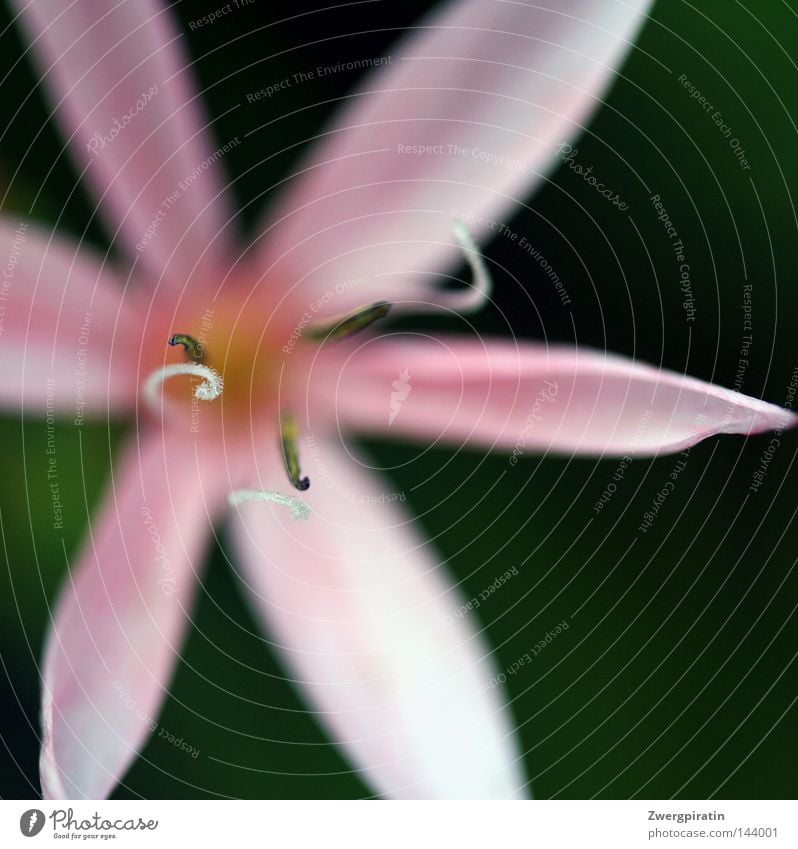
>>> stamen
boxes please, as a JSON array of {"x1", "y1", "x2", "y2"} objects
[
  {"x1": 142, "y1": 362, "x2": 223, "y2": 413},
  {"x1": 169, "y1": 333, "x2": 204, "y2": 360},
  {"x1": 306, "y1": 300, "x2": 392, "y2": 342},
  {"x1": 448, "y1": 219, "x2": 492, "y2": 312},
  {"x1": 228, "y1": 488, "x2": 310, "y2": 521},
  {"x1": 280, "y1": 413, "x2": 310, "y2": 491},
  {"x1": 376, "y1": 220, "x2": 492, "y2": 315}
]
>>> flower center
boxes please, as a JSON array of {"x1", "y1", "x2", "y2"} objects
[
  {"x1": 141, "y1": 293, "x2": 288, "y2": 427},
  {"x1": 139, "y1": 221, "x2": 490, "y2": 511}
]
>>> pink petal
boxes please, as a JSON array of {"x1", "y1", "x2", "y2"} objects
[
  {"x1": 229, "y1": 438, "x2": 527, "y2": 799},
  {"x1": 259, "y1": 0, "x2": 653, "y2": 312},
  {"x1": 312, "y1": 337, "x2": 797, "y2": 456},
  {"x1": 0, "y1": 216, "x2": 140, "y2": 415},
  {"x1": 12, "y1": 0, "x2": 233, "y2": 285},
  {"x1": 40, "y1": 430, "x2": 228, "y2": 799}
]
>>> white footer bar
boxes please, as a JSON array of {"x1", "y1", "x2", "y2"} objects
[{"x1": 2, "y1": 799, "x2": 794, "y2": 847}]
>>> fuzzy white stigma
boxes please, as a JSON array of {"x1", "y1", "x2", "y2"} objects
[
  {"x1": 228, "y1": 488, "x2": 311, "y2": 521},
  {"x1": 142, "y1": 362, "x2": 224, "y2": 413}
]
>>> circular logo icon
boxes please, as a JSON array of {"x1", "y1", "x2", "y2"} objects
[{"x1": 19, "y1": 809, "x2": 45, "y2": 837}]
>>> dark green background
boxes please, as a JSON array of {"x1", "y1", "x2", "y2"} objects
[{"x1": 0, "y1": 0, "x2": 796, "y2": 799}]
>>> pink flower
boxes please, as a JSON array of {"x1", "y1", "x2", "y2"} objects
[{"x1": 6, "y1": 0, "x2": 793, "y2": 800}]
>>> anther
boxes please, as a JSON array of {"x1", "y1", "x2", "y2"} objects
[
  {"x1": 169, "y1": 333, "x2": 204, "y2": 360},
  {"x1": 306, "y1": 300, "x2": 392, "y2": 342},
  {"x1": 280, "y1": 413, "x2": 310, "y2": 491},
  {"x1": 228, "y1": 488, "x2": 310, "y2": 521}
]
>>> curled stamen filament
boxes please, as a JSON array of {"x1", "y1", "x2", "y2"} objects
[
  {"x1": 228, "y1": 488, "x2": 310, "y2": 521},
  {"x1": 448, "y1": 219, "x2": 492, "y2": 312},
  {"x1": 378, "y1": 220, "x2": 492, "y2": 316},
  {"x1": 143, "y1": 362, "x2": 224, "y2": 413}
]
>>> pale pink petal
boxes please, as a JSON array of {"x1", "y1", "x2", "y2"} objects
[
  {"x1": 0, "y1": 216, "x2": 140, "y2": 415},
  {"x1": 259, "y1": 0, "x2": 653, "y2": 312},
  {"x1": 311, "y1": 337, "x2": 797, "y2": 456},
  {"x1": 229, "y1": 437, "x2": 527, "y2": 799},
  {"x1": 12, "y1": 0, "x2": 233, "y2": 285},
  {"x1": 40, "y1": 430, "x2": 228, "y2": 799}
]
